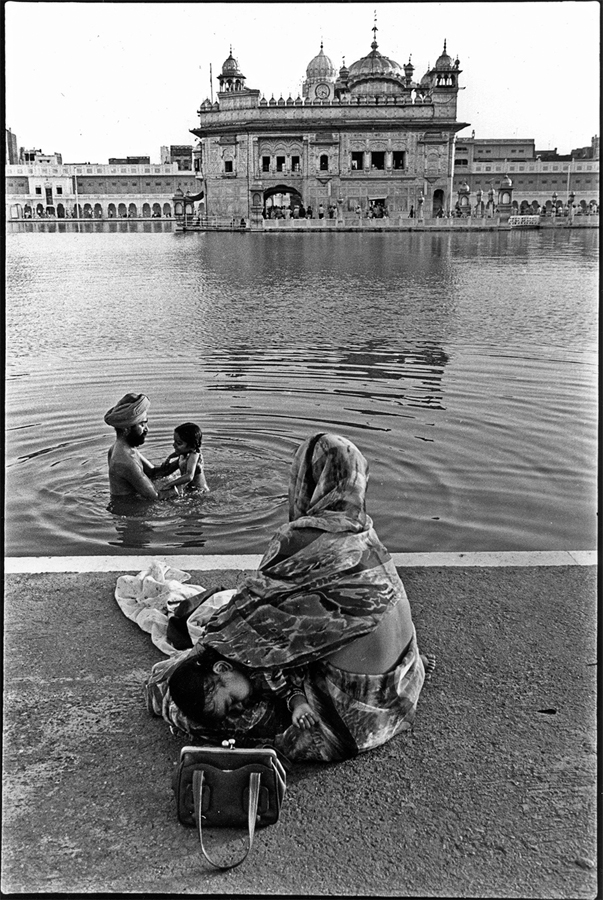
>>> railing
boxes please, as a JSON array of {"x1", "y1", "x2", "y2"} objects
[
  {"x1": 508, "y1": 215, "x2": 541, "y2": 227},
  {"x1": 181, "y1": 215, "x2": 247, "y2": 230}
]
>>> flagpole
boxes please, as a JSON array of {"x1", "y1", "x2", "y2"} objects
[{"x1": 210, "y1": 64, "x2": 213, "y2": 104}]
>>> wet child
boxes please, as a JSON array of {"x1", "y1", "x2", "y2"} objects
[{"x1": 160, "y1": 422, "x2": 209, "y2": 495}]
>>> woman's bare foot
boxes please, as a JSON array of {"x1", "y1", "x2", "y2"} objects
[{"x1": 421, "y1": 654, "x2": 436, "y2": 679}]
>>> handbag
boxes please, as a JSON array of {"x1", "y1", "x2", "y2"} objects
[{"x1": 174, "y1": 741, "x2": 287, "y2": 869}]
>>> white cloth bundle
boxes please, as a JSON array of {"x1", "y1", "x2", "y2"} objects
[{"x1": 114, "y1": 559, "x2": 234, "y2": 655}]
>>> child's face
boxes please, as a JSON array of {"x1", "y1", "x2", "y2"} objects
[
  {"x1": 207, "y1": 664, "x2": 253, "y2": 719},
  {"x1": 173, "y1": 431, "x2": 190, "y2": 454}
]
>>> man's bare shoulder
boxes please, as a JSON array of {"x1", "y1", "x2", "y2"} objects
[{"x1": 109, "y1": 442, "x2": 141, "y2": 470}]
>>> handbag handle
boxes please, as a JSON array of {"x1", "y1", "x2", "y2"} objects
[{"x1": 192, "y1": 769, "x2": 261, "y2": 870}]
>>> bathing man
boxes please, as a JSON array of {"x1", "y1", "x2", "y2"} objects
[{"x1": 104, "y1": 392, "x2": 171, "y2": 499}]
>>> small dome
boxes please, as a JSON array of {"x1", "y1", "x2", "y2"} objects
[
  {"x1": 435, "y1": 40, "x2": 453, "y2": 69},
  {"x1": 306, "y1": 43, "x2": 336, "y2": 79},
  {"x1": 221, "y1": 48, "x2": 244, "y2": 78},
  {"x1": 420, "y1": 68, "x2": 432, "y2": 86},
  {"x1": 501, "y1": 174, "x2": 513, "y2": 188}
]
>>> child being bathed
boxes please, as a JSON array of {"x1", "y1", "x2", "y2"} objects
[
  {"x1": 160, "y1": 422, "x2": 209, "y2": 496},
  {"x1": 168, "y1": 648, "x2": 317, "y2": 731}
]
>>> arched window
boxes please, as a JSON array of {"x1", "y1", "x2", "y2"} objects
[{"x1": 320, "y1": 154, "x2": 329, "y2": 171}]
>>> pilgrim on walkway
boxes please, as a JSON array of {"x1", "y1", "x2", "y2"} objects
[{"x1": 142, "y1": 433, "x2": 435, "y2": 762}]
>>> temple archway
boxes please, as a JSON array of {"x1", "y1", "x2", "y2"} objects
[
  {"x1": 432, "y1": 189, "x2": 445, "y2": 217},
  {"x1": 263, "y1": 184, "x2": 303, "y2": 216}
]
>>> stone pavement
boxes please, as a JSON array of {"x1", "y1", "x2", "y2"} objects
[{"x1": 2, "y1": 558, "x2": 597, "y2": 896}]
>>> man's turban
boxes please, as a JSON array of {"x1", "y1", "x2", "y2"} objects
[{"x1": 104, "y1": 393, "x2": 150, "y2": 429}]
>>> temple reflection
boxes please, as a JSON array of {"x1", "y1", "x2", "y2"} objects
[{"x1": 207, "y1": 340, "x2": 449, "y2": 411}]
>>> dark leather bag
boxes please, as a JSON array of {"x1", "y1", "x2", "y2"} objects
[{"x1": 174, "y1": 744, "x2": 287, "y2": 869}]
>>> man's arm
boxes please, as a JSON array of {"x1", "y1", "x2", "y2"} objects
[
  {"x1": 113, "y1": 458, "x2": 159, "y2": 499},
  {"x1": 140, "y1": 452, "x2": 180, "y2": 480}
]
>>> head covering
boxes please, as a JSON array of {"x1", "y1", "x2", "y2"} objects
[
  {"x1": 104, "y1": 392, "x2": 150, "y2": 429},
  {"x1": 288, "y1": 432, "x2": 369, "y2": 530},
  {"x1": 202, "y1": 432, "x2": 399, "y2": 670}
]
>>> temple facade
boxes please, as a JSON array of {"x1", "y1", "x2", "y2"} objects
[{"x1": 190, "y1": 27, "x2": 469, "y2": 223}]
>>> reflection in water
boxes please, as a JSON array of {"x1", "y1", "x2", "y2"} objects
[
  {"x1": 109, "y1": 511, "x2": 156, "y2": 550},
  {"x1": 5, "y1": 228, "x2": 598, "y2": 555},
  {"x1": 108, "y1": 489, "x2": 211, "y2": 551}
]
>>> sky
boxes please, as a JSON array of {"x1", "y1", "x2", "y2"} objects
[{"x1": 5, "y1": 1, "x2": 600, "y2": 163}]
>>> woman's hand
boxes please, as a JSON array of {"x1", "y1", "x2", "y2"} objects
[{"x1": 291, "y1": 700, "x2": 317, "y2": 730}]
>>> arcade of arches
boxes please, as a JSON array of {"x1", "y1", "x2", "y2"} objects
[{"x1": 21, "y1": 202, "x2": 174, "y2": 220}]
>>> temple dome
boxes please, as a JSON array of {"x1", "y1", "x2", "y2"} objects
[
  {"x1": 221, "y1": 49, "x2": 244, "y2": 77},
  {"x1": 349, "y1": 23, "x2": 404, "y2": 81},
  {"x1": 348, "y1": 43, "x2": 403, "y2": 79},
  {"x1": 306, "y1": 43, "x2": 336, "y2": 79},
  {"x1": 435, "y1": 40, "x2": 453, "y2": 69}
]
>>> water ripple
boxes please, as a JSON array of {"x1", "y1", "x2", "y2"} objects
[{"x1": 5, "y1": 228, "x2": 598, "y2": 555}]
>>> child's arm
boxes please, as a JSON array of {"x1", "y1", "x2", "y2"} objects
[
  {"x1": 265, "y1": 669, "x2": 316, "y2": 729},
  {"x1": 195, "y1": 453, "x2": 210, "y2": 492},
  {"x1": 154, "y1": 453, "x2": 180, "y2": 479},
  {"x1": 287, "y1": 691, "x2": 317, "y2": 731},
  {"x1": 139, "y1": 452, "x2": 179, "y2": 481}
]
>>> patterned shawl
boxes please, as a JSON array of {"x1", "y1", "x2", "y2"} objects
[{"x1": 203, "y1": 432, "x2": 404, "y2": 670}]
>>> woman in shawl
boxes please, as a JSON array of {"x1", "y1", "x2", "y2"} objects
[{"x1": 146, "y1": 433, "x2": 433, "y2": 762}]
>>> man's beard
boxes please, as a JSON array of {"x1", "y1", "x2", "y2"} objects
[{"x1": 126, "y1": 430, "x2": 146, "y2": 447}]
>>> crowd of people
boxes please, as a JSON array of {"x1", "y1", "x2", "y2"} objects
[
  {"x1": 105, "y1": 392, "x2": 434, "y2": 763},
  {"x1": 263, "y1": 203, "x2": 338, "y2": 220}
]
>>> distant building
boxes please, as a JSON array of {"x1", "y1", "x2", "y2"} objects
[
  {"x1": 160, "y1": 145, "x2": 193, "y2": 170},
  {"x1": 108, "y1": 156, "x2": 151, "y2": 165},
  {"x1": 6, "y1": 128, "x2": 18, "y2": 164},
  {"x1": 452, "y1": 134, "x2": 599, "y2": 213},
  {"x1": 20, "y1": 148, "x2": 62, "y2": 165},
  {"x1": 5, "y1": 159, "x2": 198, "y2": 220},
  {"x1": 191, "y1": 27, "x2": 468, "y2": 222}
]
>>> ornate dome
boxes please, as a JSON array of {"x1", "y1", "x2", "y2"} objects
[
  {"x1": 435, "y1": 40, "x2": 453, "y2": 69},
  {"x1": 501, "y1": 175, "x2": 513, "y2": 188},
  {"x1": 221, "y1": 48, "x2": 244, "y2": 78},
  {"x1": 348, "y1": 41, "x2": 403, "y2": 79},
  {"x1": 350, "y1": 51, "x2": 402, "y2": 78},
  {"x1": 306, "y1": 43, "x2": 336, "y2": 79},
  {"x1": 420, "y1": 67, "x2": 432, "y2": 86}
]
